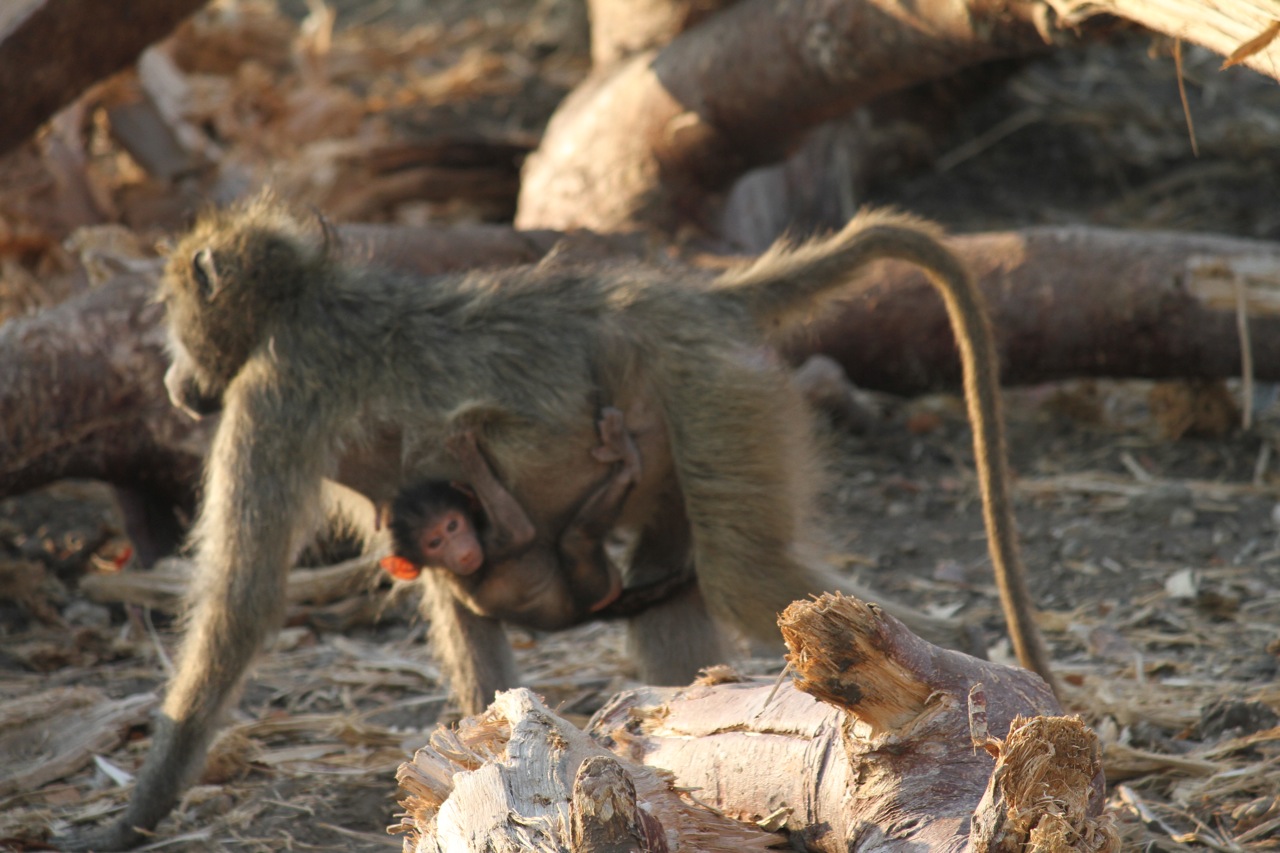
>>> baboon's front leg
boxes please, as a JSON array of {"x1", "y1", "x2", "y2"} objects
[{"x1": 420, "y1": 569, "x2": 518, "y2": 715}]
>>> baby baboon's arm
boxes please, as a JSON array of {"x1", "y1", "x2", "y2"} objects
[{"x1": 447, "y1": 431, "x2": 536, "y2": 559}]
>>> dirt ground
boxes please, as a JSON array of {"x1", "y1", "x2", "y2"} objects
[{"x1": 1, "y1": 1, "x2": 1278, "y2": 851}]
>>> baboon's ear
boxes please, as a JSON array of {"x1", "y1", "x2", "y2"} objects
[
  {"x1": 309, "y1": 205, "x2": 339, "y2": 259},
  {"x1": 191, "y1": 248, "x2": 224, "y2": 301}
]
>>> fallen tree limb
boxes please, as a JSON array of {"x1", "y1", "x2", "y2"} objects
[
  {"x1": 0, "y1": 270, "x2": 208, "y2": 506},
  {"x1": 526, "y1": 0, "x2": 1277, "y2": 235},
  {"x1": 393, "y1": 594, "x2": 1114, "y2": 851},
  {"x1": 4, "y1": 222, "x2": 1280, "y2": 504},
  {"x1": 587, "y1": 596, "x2": 1072, "y2": 850},
  {"x1": 79, "y1": 552, "x2": 380, "y2": 614},
  {"x1": 0, "y1": 0, "x2": 208, "y2": 156},
  {"x1": 783, "y1": 224, "x2": 1280, "y2": 393},
  {"x1": 517, "y1": 0, "x2": 1065, "y2": 232}
]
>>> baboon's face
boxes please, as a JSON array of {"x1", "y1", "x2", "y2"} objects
[
  {"x1": 163, "y1": 331, "x2": 223, "y2": 419},
  {"x1": 157, "y1": 238, "x2": 265, "y2": 419}
]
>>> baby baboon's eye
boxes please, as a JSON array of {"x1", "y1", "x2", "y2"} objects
[{"x1": 191, "y1": 248, "x2": 219, "y2": 300}]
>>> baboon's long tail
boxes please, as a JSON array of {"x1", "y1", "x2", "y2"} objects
[
  {"x1": 717, "y1": 208, "x2": 1062, "y2": 698},
  {"x1": 712, "y1": 208, "x2": 962, "y2": 332}
]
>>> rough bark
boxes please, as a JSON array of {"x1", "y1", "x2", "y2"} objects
[
  {"x1": 392, "y1": 594, "x2": 1114, "y2": 851},
  {"x1": 783, "y1": 224, "x2": 1280, "y2": 394},
  {"x1": 586, "y1": 0, "x2": 735, "y2": 67},
  {"x1": 0, "y1": 270, "x2": 208, "y2": 506},
  {"x1": 517, "y1": 0, "x2": 1060, "y2": 233},
  {"x1": 4, "y1": 222, "x2": 1280, "y2": 502},
  {"x1": 0, "y1": 0, "x2": 208, "y2": 156}
]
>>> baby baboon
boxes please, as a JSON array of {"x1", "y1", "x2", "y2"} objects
[
  {"x1": 381, "y1": 408, "x2": 638, "y2": 630},
  {"x1": 68, "y1": 194, "x2": 1055, "y2": 850}
]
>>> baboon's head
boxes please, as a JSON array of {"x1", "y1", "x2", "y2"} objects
[{"x1": 157, "y1": 194, "x2": 323, "y2": 418}]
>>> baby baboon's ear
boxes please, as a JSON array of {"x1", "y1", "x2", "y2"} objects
[{"x1": 191, "y1": 247, "x2": 224, "y2": 302}]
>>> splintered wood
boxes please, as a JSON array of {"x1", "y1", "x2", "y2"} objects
[
  {"x1": 391, "y1": 593, "x2": 1117, "y2": 851},
  {"x1": 969, "y1": 714, "x2": 1117, "y2": 852},
  {"x1": 390, "y1": 689, "x2": 776, "y2": 852}
]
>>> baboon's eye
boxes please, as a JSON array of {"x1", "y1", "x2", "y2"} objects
[{"x1": 191, "y1": 248, "x2": 220, "y2": 300}]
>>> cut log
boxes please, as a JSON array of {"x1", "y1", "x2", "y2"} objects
[
  {"x1": 586, "y1": 596, "x2": 1067, "y2": 851},
  {"x1": 0, "y1": 0, "x2": 208, "y2": 156},
  {"x1": 517, "y1": 0, "x2": 1062, "y2": 233},
  {"x1": 0, "y1": 270, "x2": 209, "y2": 506},
  {"x1": 392, "y1": 593, "x2": 1115, "y2": 851},
  {"x1": 390, "y1": 688, "x2": 778, "y2": 852},
  {"x1": 5, "y1": 223, "x2": 1280, "y2": 503}
]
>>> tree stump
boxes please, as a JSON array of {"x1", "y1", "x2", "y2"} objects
[{"x1": 392, "y1": 593, "x2": 1117, "y2": 851}]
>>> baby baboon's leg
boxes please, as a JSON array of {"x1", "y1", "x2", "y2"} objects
[{"x1": 419, "y1": 570, "x2": 518, "y2": 715}]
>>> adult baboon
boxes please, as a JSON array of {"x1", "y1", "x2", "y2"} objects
[{"x1": 69, "y1": 194, "x2": 1053, "y2": 849}]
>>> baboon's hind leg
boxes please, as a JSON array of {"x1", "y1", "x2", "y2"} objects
[
  {"x1": 624, "y1": 582, "x2": 733, "y2": 684},
  {"x1": 665, "y1": 357, "x2": 982, "y2": 656}
]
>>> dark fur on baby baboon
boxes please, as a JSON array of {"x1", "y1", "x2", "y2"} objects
[{"x1": 66, "y1": 193, "x2": 1054, "y2": 850}]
